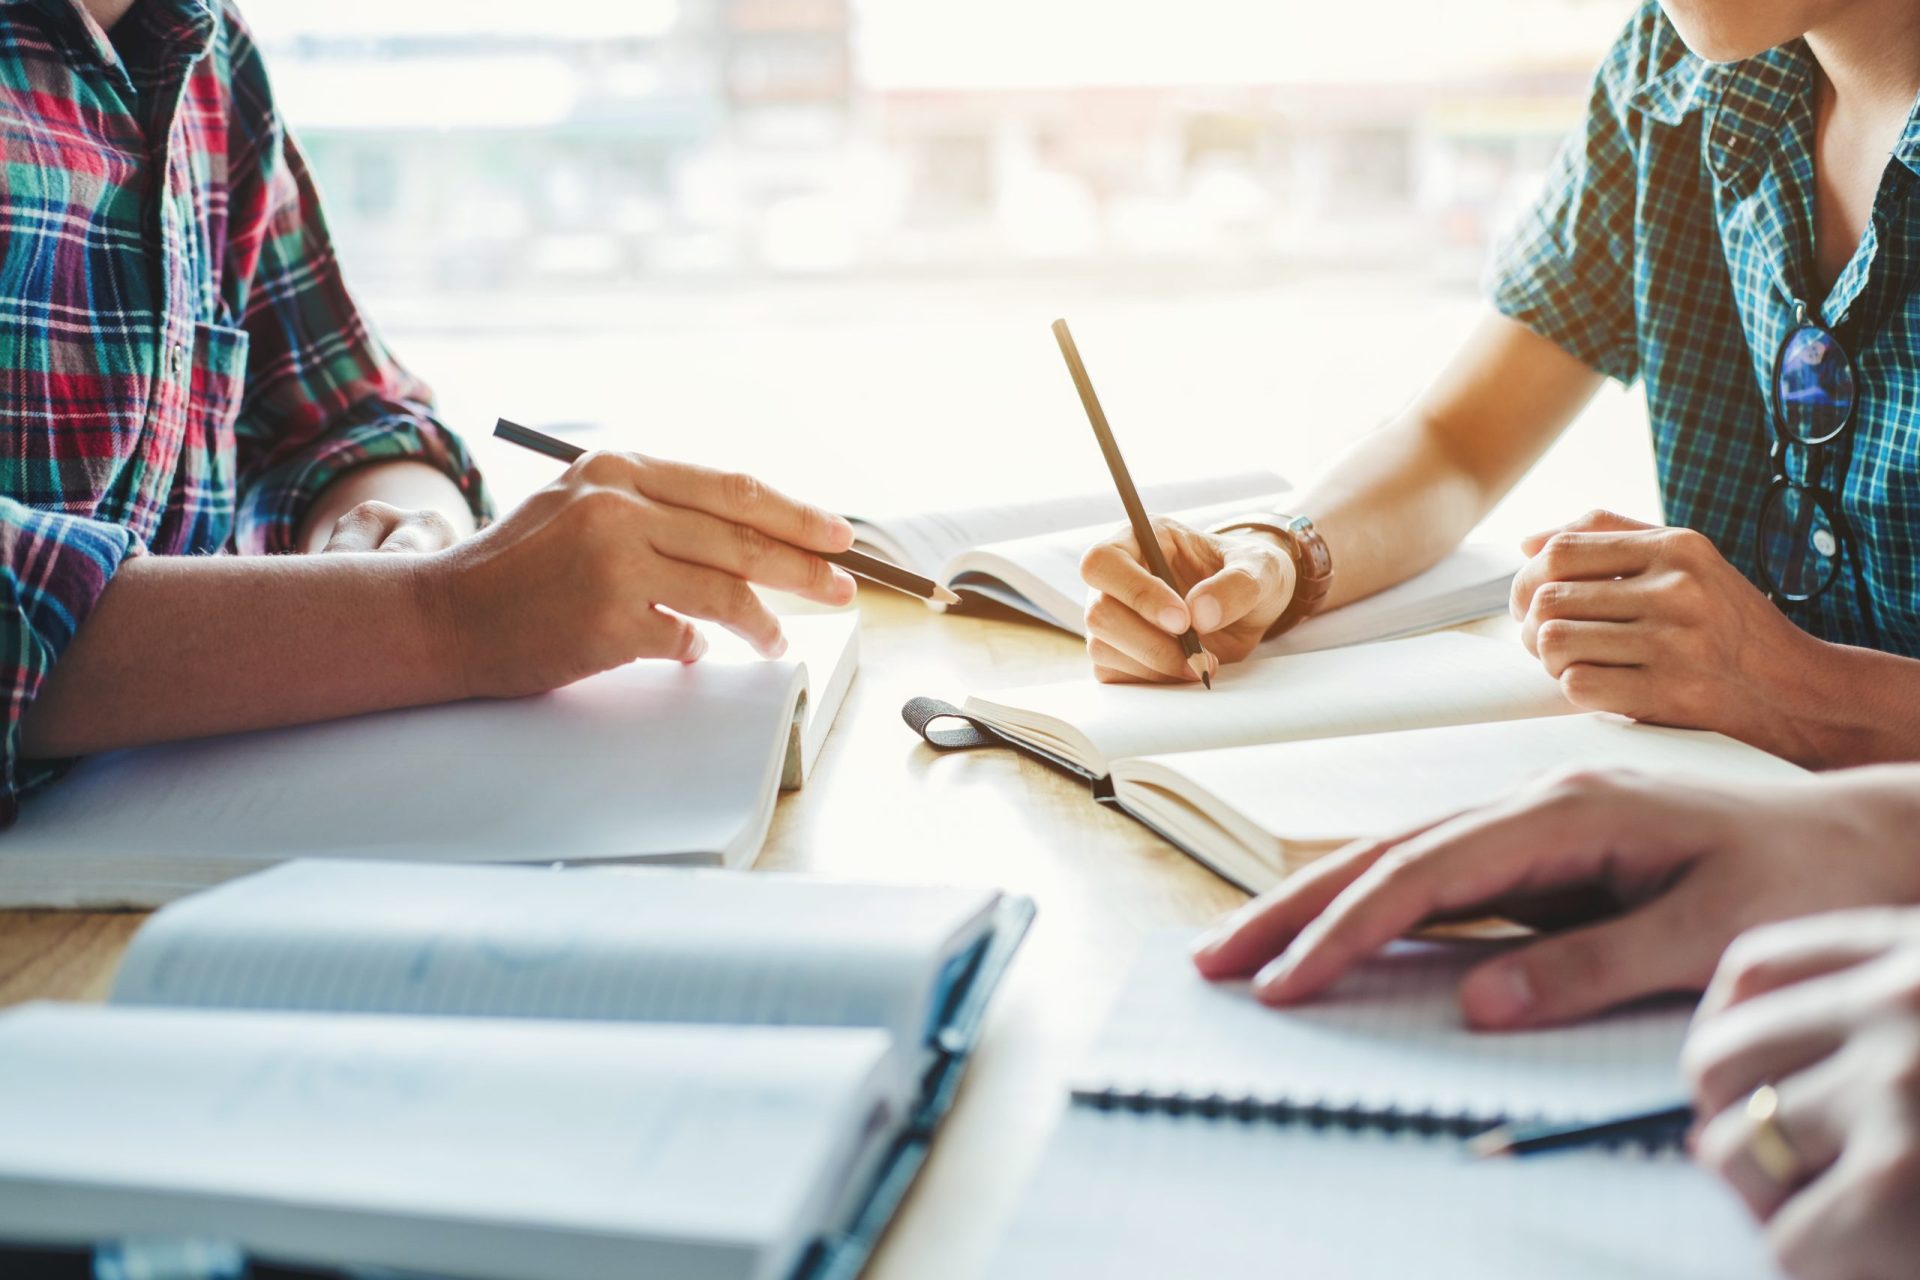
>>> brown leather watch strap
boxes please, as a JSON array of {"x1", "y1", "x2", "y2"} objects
[{"x1": 1208, "y1": 513, "x2": 1333, "y2": 638}]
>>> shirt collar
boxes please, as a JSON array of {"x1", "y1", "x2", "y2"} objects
[
  {"x1": 1633, "y1": 38, "x2": 1920, "y2": 184},
  {"x1": 1633, "y1": 42, "x2": 1814, "y2": 190},
  {"x1": 16, "y1": 0, "x2": 217, "y2": 69}
]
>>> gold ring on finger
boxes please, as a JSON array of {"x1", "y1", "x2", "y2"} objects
[{"x1": 1745, "y1": 1083, "x2": 1801, "y2": 1185}]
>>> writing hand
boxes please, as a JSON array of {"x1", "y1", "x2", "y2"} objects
[
  {"x1": 1511, "y1": 509, "x2": 1827, "y2": 761},
  {"x1": 1189, "y1": 767, "x2": 1920, "y2": 1029},
  {"x1": 424, "y1": 451, "x2": 857, "y2": 697},
  {"x1": 1684, "y1": 909, "x2": 1920, "y2": 1280},
  {"x1": 1078, "y1": 518, "x2": 1293, "y2": 684}
]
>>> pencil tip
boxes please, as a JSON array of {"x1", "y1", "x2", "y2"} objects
[
  {"x1": 1187, "y1": 653, "x2": 1213, "y2": 687},
  {"x1": 1202, "y1": 672, "x2": 1213, "y2": 689},
  {"x1": 1468, "y1": 1130, "x2": 1512, "y2": 1160},
  {"x1": 933, "y1": 586, "x2": 962, "y2": 606}
]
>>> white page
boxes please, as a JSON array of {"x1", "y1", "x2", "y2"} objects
[
  {"x1": 112, "y1": 860, "x2": 1000, "y2": 1098},
  {"x1": 988, "y1": 1105, "x2": 1778, "y2": 1280},
  {"x1": 0, "y1": 1003, "x2": 894, "y2": 1280},
  {"x1": 1119, "y1": 714, "x2": 1804, "y2": 847},
  {"x1": 701, "y1": 611, "x2": 860, "y2": 778},
  {"x1": 1082, "y1": 933, "x2": 1691, "y2": 1125},
  {"x1": 969, "y1": 631, "x2": 1571, "y2": 772},
  {"x1": 0, "y1": 659, "x2": 806, "y2": 909},
  {"x1": 849, "y1": 472, "x2": 1284, "y2": 578},
  {"x1": 1259, "y1": 541, "x2": 1522, "y2": 657}
]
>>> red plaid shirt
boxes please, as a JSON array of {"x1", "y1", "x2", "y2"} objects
[{"x1": 0, "y1": 0, "x2": 489, "y2": 822}]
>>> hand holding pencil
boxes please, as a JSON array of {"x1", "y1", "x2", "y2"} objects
[
  {"x1": 1055, "y1": 321, "x2": 1296, "y2": 686},
  {"x1": 428, "y1": 440, "x2": 861, "y2": 699}
]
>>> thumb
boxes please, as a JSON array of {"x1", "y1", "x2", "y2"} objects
[
  {"x1": 1520, "y1": 508, "x2": 1657, "y2": 556},
  {"x1": 1457, "y1": 892, "x2": 1718, "y2": 1030}
]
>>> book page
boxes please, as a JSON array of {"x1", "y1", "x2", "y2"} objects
[
  {"x1": 112, "y1": 861, "x2": 1000, "y2": 1089},
  {"x1": 0, "y1": 659, "x2": 810, "y2": 909},
  {"x1": 1121, "y1": 714, "x2": 1805, "y2": 847},
  {"x1": 942, "y1": 491, "x2": 1293, "y2": 632},
  {"x1": 701, "y1": 612, "x2": 861, "y2": 779},
  {"x1": 0, "y1": 1003, "x2": 893, "y2": 1280},
  {"x1": 988, "y1": 1104, "x2": 1777, "y2": 1280},
  {"x1": 968, "y1": 631, "x2": 1571, "y2": 773},
  {"x1": 1082, "y1": 933, "x2": 1691, "y2": 1125},
  {"x1": 849, "y1": 472, "x2": 1284, "y2": 579},
  {"x1": 1257, "y1": 541, "x2": 1522, "y2": 657}
]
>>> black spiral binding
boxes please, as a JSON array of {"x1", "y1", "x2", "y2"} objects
[{"x1": 1069, "y1": 1086, "x2": 1682, "y2": 1152}]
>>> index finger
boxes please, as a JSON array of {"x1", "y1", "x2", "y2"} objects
[
  {"x1": 1510, "y1": 530, "x2": 1661, "y2": 618},
  {"x1": 1696, "y1": 909, "x2": 1910, "y2": 1025},
  {"x1": 1080, "y1": 533, "x2": 1188, "y2": 634},
  {"x1": 1249, "y1": 785, "x2": 1639, "y2": 1005},
  {"x1": 587, "y1": 453, "x2": 855, "y2": 554},
  {"x1": 1190, "y1": 834, "x2": 1412, "y2": 979}
]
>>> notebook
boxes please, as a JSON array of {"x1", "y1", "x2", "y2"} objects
[
  {"x1": 850, "y1": 477, "x2": 1518, "y2": 651},
  {"x1": 986, "y1": 933, "x2": 1782, "y2": 1279},
  {"x1": 0, "y1": 859, "x2": 1036, "y2": 1280},
  {"x1": 1107, "y1": 714, "x2": 1807, "y2": 894},
  {"x1": 907, "y1": 631, "x2": 1801, "y2": 892},
  {"x1": 0, "y1": 613, "x2": 860, "y2": 910}
]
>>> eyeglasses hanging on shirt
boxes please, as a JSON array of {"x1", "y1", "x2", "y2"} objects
[{"x1": 1753, "y1": 302, "x2": 1879, "y2": 643}]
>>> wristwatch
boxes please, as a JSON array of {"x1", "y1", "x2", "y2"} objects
[{"x1": 1207, "y1": 512, "x2": 1333, "y2": 638}]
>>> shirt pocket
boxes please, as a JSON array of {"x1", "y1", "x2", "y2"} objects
[
  {"x1": 164, "y1": 319, "x2": 251, "y2": 550},
  {"x1": 189, "y1": 319, "x2": 250, "y2": 440}
]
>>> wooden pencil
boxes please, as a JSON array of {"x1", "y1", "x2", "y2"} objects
[
  {"x1": 492, "y1": 419, "x2": 960, "y2": 606},
  {"x1": 1049, "y1": 321, "x2": 1212, "y2": 687},
  {"x1": 1470, "y1": 1102, "x2": 1694, "y2": 1158}
]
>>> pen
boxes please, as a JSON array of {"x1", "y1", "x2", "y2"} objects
[
  {"x1": 492, "y1": 419, "x2": 960, "y2": 606},
  {"x1": 1470, "y1": 1102, "x2": 1693, "y2": 1158},
  {"x1": 1049, "y1": 320, "x2": 1211, "y2": 687}
]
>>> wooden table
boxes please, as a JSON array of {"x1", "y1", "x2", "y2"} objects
[{"x1": 0, "y1": 584, "x2": 1248, "y2": 1280}]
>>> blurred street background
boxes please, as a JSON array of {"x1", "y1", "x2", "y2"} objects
[{"x1": 244, "y1": 0, "x2": 1660, "y2": 533}]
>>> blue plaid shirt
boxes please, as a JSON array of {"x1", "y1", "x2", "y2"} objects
[{"x1": 1489, "y1": 2, "x2": 1918, "y2": 655}]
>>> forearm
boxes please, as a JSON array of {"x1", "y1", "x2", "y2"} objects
[
  {"x1": 296, "y1": 460, "x2": 479, "y2": 554},
  {"x1": 17, "y1": 552, "x2": 460, "y2": 759},
  {"x1": 1293, "y1": 311, "x2": 1605, "y2": 610},
  {"x1": 1292, "y1": 413, "x2": 1495, "y2": 610}
]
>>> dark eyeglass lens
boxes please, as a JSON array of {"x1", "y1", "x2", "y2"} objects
[
  {"x1": 1758, "y1": 483, "x2": 1842, "y2": 600},
  {"x1": 1775, "y1": 324, "x2": 1854, "y2": 445}
]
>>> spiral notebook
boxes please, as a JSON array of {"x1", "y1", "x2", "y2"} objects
[{"x1": 987, "y1": 933, "x2": 1781, "y2": 1279}]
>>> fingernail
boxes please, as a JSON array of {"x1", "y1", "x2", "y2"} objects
[
  {"x1": 828, "y1": 515, "x2": 855, "y2": 545},
  {"x1": 1158, "y1": 606, "x2": 1187, "y2": 632},
  {"x1": 1252, "y1": 954, "x2": 1296, "y2": 998},
  {"x1": 1462, "y1": 962, "x2": 1533, "y2": 1027},
  {"x1": 1189, "y1": 922, "x2": 1234, "y2": 958},
  {"x1": 1192, "y1": 599, "x2": 1221, "y2": 632},
  {"x1": 768, "y1": 633, "x2": 789, "y2": 659},
  {"x1": 685, "y1": 633, "x2": 709, "y2": 663},
  {"x1": 832, "y1": 567, "x2": 858, "y2": 595}
]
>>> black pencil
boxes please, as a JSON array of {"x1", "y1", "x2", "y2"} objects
[
  {"x1": 492, "y1": 419, "x2": 960, "y2": 606},
  {"x1": 1470, "y1": 1102, "x2": 1694, "y2": 1158},
  {"x1": 1049, "y1": 321, "x2": 1211, "y2": 688}
]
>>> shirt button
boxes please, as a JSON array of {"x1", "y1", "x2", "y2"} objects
[{"x1": 168, "y1": 341, "x2": 188, "y2": 376}]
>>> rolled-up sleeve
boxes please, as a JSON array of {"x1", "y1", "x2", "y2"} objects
[
  {"x1": 229, "y1": 109, "x2": 490, "y2": 553},
  {"x1": 1484, "y1": 10, "x2": 1647, "y2": 386},
  {"x1": 0, "y1": 502, "x2": 139, "y2": 820}
]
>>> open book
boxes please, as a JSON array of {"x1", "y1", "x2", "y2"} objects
[
  {"x1": 987, "y1": 933, "x2": 1780, "y2": 1279},
  {"x1": 909, "y1": 632, "x2": 1802, "y2": 892},
  {"x1": 851, "y1": 479, "x2": 1519, "y2": 652},
  {"x1": 0, "y1": 860, "x2": 1035, "y2": 1280},
  {"x1": 0, "y1": 613, "x2": 861, "y2": 910}
]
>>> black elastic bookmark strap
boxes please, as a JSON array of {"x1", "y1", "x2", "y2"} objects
[{"x1": 901, "y1": 697, "x2": 1003, "y2": 751}]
